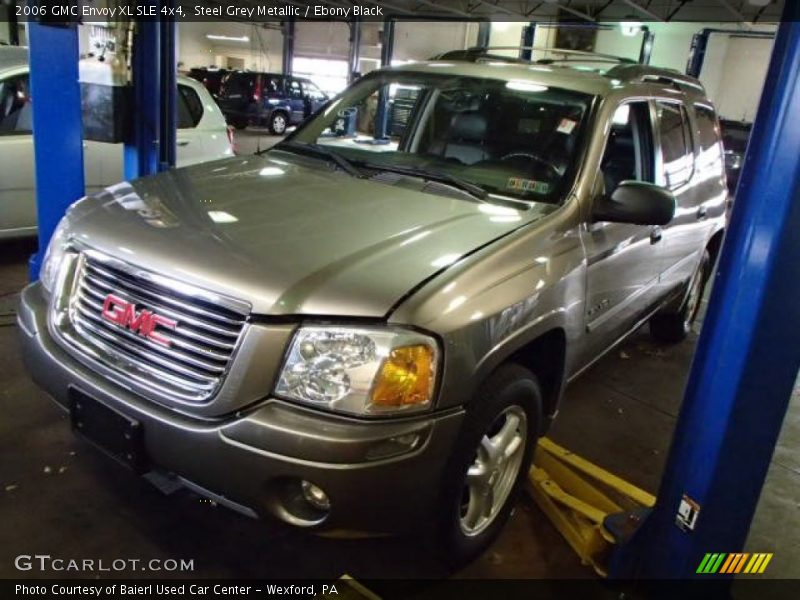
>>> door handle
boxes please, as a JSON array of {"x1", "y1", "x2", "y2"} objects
[
  {"x1": 177, "y1": 140, "x2": 190, "y2": 147},
  {"x1": 697, "y1": 205, "x2": 708, "y2": 220},
  {"x1": 650, "y1": 226, "x2": 663, "y2": 245}
]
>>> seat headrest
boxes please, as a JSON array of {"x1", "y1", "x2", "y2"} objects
[{"x1": 449, "y1": 112, "x2": 487, "y2": 143}]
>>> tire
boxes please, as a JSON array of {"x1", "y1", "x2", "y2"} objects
[
  {"x1": 269, "y1": 112, "x2": 288, "y2": 135},
  {"x1": 650, "y1": 249, "x2": 711, "y2": 344},
  {"x1": 232, "y1": 118, "x2": 248, "y2": 131},
  {"x1": 437, "y1": 363, "x2": 542, "y2": 566}
]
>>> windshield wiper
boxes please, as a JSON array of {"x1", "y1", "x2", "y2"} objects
[
  {"x1": 272, "y1": 141, "x2": 363, "y2": 178},
  {"x1": 357, "y1": 162, "x2": 488, "y2": 201}
]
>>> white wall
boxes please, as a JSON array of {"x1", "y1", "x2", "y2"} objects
[
  {"x1": 489, "y1": 21, "x2": 776, "y2": 121},
  {"x1": 178, "y1": 22, "x2": 282, "y2": 72},
  {"x1": 711, "y1": 36, "x2": 775, "y2": 121},
  {"x1": 392, "y1": 21, "x2": 476, "y2": 61}
]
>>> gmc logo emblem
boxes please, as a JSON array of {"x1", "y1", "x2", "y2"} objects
[{"x1": 101, "y1": 294, "x2": 177, "y2": 347}]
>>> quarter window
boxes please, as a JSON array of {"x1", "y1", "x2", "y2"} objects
[
  {"x1": 600, "y1": 102, "x2": 654, "y2": 195},
  {"x1": 694, "y1": 104, "x2": 724, "y2": 172},
  {"x1": 656, "y1": 101, "x2": 694, "y2": 189},
  {"x1": 177, "y1": 84, "x2": 204, "y2": 129}
]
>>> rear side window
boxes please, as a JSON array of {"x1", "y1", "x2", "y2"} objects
[
  {"x1": 177, "y1": 85, "x2": 204, "y2": 129},
  {"x1": 263, "y1": 75, "x2": 283, "y2": 95},
  {"x1": 694, "y1": 104, "x2": 724, "y2": 172},
  {"x1": 221, "y1": 73, "x2": 253, "y2": 97},
  {"x1": 656, "y1": 101, "x2": 694, "y2": 189}
]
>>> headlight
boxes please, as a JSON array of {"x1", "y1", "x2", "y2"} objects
[
  {"x1": 40, "y1": 218, "x2": 70, "y2": 295},
  {"x1": 275, "y1": 326, "x2": 439, "y2": 416}
]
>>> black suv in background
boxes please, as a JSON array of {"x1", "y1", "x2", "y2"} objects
[
  {"x1": 187, "y1": 67, "x2": 229, "y2": 99},
  {"x1": 216, "y1": 71, "x2": 329, "y2": 134}
]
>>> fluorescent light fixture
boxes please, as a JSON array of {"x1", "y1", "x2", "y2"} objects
[
  {"x1": 620, "y1": 22, "x2": 642, "y2": 37},
  {"x1": 207, "y1": 211, "x2": 238, "y2": 223},
  {"x1": 206, "y1": 34, "x2": 250, "y2": 43},
  {"x1": 506, "y1": 81, "x2": 548, "y2": 93}
]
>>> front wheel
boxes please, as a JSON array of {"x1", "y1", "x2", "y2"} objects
[
  {"x1": 437, "y1": 364, "x2": 541, "y2": 566},
  {"x1": 650, "y1": 249, "x2": 711, "y2": 343}
]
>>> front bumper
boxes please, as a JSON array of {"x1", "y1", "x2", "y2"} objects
[{"x1": 17, "y1": 283, "x2": 464, "y2": 534}]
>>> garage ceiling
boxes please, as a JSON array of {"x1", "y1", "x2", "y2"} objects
[{"x1": 241, "y1": 1, "x2": 785, "y2": 23}]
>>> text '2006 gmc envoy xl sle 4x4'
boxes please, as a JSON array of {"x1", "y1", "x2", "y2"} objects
[{"x1": 18, "y1": 50, "x2": 727, "y2": 564}]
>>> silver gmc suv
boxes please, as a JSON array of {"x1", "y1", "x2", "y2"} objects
[{"x1": 18, "y1": 51, "x2": 727, "y2": 563}]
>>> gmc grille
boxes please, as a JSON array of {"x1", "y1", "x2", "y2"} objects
[{"x1": 66, "y1": 251, "x2": 249, "y2": 402}]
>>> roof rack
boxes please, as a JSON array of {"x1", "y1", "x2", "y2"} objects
[
  {"x1": 435, "y1": 46, "x2": 638, "y2": 66},
  {"x1": 605, "y1": 64, "x2": 706, "y2": 93}
]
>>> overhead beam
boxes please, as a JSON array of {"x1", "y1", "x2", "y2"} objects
[
  {"x1": 542, "y1": 0, "x2": 596, "y2": 23},
  {"x1": 619, "y1": 0, "x2": 665, "y2": 22},
  {"x1": 474, "y1": 0, "x2": 524, "y2": 18},
  {"x1": 716, "y1": 0, "x2": 754, "y2": 28},
  {"x1": 361, "y1": 0, "x2": 414, "y2": 16},
  {"x1": 416, "y1": 0, "x2": 472, "y2": 17}
]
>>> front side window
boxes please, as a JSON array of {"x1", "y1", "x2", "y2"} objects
[
  {"x1": 600, "y1": 102, "x2": 654, "y2": 195},
  {"x1": 284, "y1": 72, "x2": 593, "y2": 204},
  {"x1": 0, "y1": 74, "x2": 32, "y2": 135},
  {"x1": 656, "y1": 101, "x2": 694, "y2": 189}
]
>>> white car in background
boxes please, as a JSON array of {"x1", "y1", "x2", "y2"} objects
[{"x1": 0, "y1": 46, "x2": 234, "y2": 239}]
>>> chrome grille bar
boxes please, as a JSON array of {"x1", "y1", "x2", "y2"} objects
[{"x1": 62, "y1": 251, "x2": 249, "y2": 402}]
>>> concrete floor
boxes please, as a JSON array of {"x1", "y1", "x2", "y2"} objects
[{"x1": 1, "y1": 137, "x2": 797, "y2": 584}]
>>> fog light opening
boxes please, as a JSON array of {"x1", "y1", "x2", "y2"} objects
[
  {"x1": 301, "y1": 480, "x2": 331, "y2": 511},
  {"x1": 271, "y1": 478, "x2": 331, "y2": 527}
]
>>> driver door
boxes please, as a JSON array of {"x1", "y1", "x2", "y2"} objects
[{"x1": 578, "y1": 101, "x2": 664, "y2": 362}]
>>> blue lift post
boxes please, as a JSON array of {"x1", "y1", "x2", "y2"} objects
[
  {"x1": 613, "y1": 9, "x2": 800, "y2": 580},
  {"x1": 159, "y1": 2, "x2": 178, "y2": 171},
  {"x1": 639, "y1": 26, "x2": 655, "y2": 65},
  {"x1": 348, "y1": 20, "x2": 361, "y2": 83},
  {"x1": 282, "y1": 19, "x2": 295, "y2": 78},
  {"x1": 124, "y1": 17, "x2": 161, "y2": 179},
  {"x1": 520, "y1": 23, "x2": 536, "y2": 60},
  {"x1": 124, "y1": 4, "x2": 178, "y2": 179},
  {"x1": 476, "y1": 21, "x2": 491, "y2": 49},
  {"x1": 27, "y1": 21, "x2": 85, "y2": 280}
]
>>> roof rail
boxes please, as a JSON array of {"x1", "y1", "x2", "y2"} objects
[
  {"x1": 605, "y1": 64, "x2": 706, "y2": 93},
  {"x1": 435, "y1": 46, "x2": 638, "y2": 65}
]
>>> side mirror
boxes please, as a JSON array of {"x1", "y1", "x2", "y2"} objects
[{"x1": 592, "y1": 181, "x2": 676, "y2": 226}]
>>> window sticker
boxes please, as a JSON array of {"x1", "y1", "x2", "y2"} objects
[
  {"x1": 557, "y1": 118, "x2": 577, "y2": 135},
  {"x1": 507, "y1": 177, "x2": 552, "y2": 194}
]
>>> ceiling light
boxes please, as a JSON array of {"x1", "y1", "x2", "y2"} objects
[{"x1": 206, "y1": 34, "x2": 250, "y2": 43}]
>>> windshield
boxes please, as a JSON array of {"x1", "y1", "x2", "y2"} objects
[{"x1": 283, "y1": 71, "x2": 594, "y2": 204}]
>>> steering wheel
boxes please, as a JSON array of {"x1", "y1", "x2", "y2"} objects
[{"x1": 499, "y1": 152, "x2": 560, "y2": 174}]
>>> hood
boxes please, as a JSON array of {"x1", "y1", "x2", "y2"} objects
[{"x1": 66, "y1": 153, "x2": 554, "y2": 317}]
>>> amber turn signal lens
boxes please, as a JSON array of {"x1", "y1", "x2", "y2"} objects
[{"x1": 371, "y1": 345, "x2": 435, "y2": 408}]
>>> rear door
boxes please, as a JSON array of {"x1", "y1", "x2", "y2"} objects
[
  {"x1": 654, "y1": 100, "x2": 720, "y2": 296},
  {"x1": 579, "y1": 101, "x2": 663, "y2": 360},
  {"x1": 218, "y1": 72, "x2": 254, "y2": 119}
]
